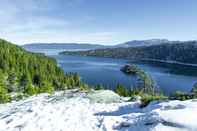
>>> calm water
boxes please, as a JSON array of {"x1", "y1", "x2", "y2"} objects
[
  {"x1": 53, "y1": 55, "x2": 137, "y2": 90},
  {"x1": 52, "y1": 55, "x2": 197, "y2": 95},
  {"x1": 24, "y1": 47, "x2": 197, "y2": 95}
]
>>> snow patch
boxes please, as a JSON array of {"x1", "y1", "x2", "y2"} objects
[{"x1": 0, "y1": 90, "x2": 197, "y2": 131}]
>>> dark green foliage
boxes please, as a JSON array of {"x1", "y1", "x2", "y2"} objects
[
  {"x1": 129, "y1": 88, "x2": 141, "y2": 96},
  {"x1": 19, "y1": 73, "x2": 31, "y2": 93},
  {"x1": 140, "y1": 94, "x2": 167, "y2": 108},
  {"x1": 174, "y1": 91, "x2": 187, "y2": 100},
  {"x1": 79, "y1": 83, "x2": 91, "y2": 91},
  {"x1": 0, "y1": 39, "x2": 66, "y2": 92},
  {"x1": 170, "y1": 83, "x2": 197, "y2": 100},
  {"x1": 62, "y1": 41, "x2": 197, "y2": 64},
  {"x1": 115, "y1": 84, "x2": 129, "y2": 97},
  {"x1": 0, "y1": 39, "x2": 86, "y2": 102},
  {"x1": 117, "y1": 65, "x2": 164, "y2": 107},
  {"x1": 94, "y1": 84, "x2": 104, "y2": 90},
  {"x1": 136, "y1": 69, "x2": 155, "y2": 95},
  {"x1": 25, "y1": 84, "x2": 38, "y2": 96},
  {"x1": 0, "y1": 87, "x2": 11, "y2": 103},
  {"x1": 7, "y1": 71, "x2": 18, "y2": 92},
  {"x1": 114, "y1": 82, "x2": 166, "y2": 107},
  {"x1": 170, "y1": 91, "x2": 193, "y2": 101},
  {"x1": 120, "y1": 64, "x2": 138, "y2": 74},
  {"x1": 121, "y1": 64, "x2": 156, "y2": 95},
  {"x1": 191, "y1": 83, "x2": 197, "y2": 94},
  {"x1": 15, "y1": 93, "x2": 25, "y2": 101},
  {"x1": 32, "y1": 74, "x2": 41, "y2": 86},
  {"x1": 39, "y1": 82, "x2": 54, "y2": 94},
  {"x1": 0, "y1": 70, "x2": 11, "y2": 103}
]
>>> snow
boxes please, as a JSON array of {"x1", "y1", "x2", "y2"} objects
[{"x1": 0, "y1": 90, "x2": 197, "y2": 131}]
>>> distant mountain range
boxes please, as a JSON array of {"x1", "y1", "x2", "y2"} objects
[
  {"x1": 23, "y1": 39, "x2": 196, "y2": 54},
  {"x1": 115, "y1": 39, "x2": 179, "y2": 48},
  {"x1": 23, "y1": 43, "x2": 106, "y2": 50},
  {"x1": 23, "y1": 43, "x2": 108, "y2": 55}
]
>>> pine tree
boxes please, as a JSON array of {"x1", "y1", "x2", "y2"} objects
[
  {"x1": 7, "y1": 71, "x2": 18, "y2": 92},
  {"x1": 25, "y1": 84, "x2": 38, "y2": 96},
  {"x1": 19, "y1": 73, "x2": 31, "y2": 93},
  {"x1": 115, "y1": 84, "x2": 128, "y2": 97},
  {"x1": 39, "y1": 81, "x2": 54, "y2": 94},
  {"x1": 0, "y1": 70, "x2": 11, "y2": 103}
]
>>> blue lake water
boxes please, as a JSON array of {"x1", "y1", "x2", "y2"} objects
[
  {"x1": 52, "y1": 55, "x2": 197, "y2": 95},
  {"x1": 24, "y1": 48, "x2": 197, "y2": 95}
]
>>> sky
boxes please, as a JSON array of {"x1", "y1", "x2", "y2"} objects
[{"x1": 0, "y1": 0, "x2": 197, "y2": 45}]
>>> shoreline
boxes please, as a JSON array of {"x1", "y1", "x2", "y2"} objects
[{"x1": 138, "y1": 58, "x2": 197, "y2": 67}]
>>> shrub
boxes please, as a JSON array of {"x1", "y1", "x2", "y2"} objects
[
  {"x1": 94, "y1": 84, "x2": 104, "y2": 90},
  {"x1": 170, "y1": 91, "x2": 197, "y2": 101},
  {"x1": 0, "y1": 86, "x2": 11, "y2": 103},
  {"x1": 39, "y1": 82, "x2": 54, "y2": 94},
  {"x1": 140, "y1": 94, "x2": 166, "y2": 108},
  {"x1": 191, "y1": 83, "x2": 197, "y2": 94},
  {"x1": 0, "y1": 70, "x2": 11, "y2": 103},
  {"x1": 79, "y1": 83, "x2": 91, "y2": 91},
  {"x1": 25, "y1": 84, "x2": 38, "y2": 96},
  {"x1": 115, "y1": 84, "x2": 129, "y2": 97},
  {"x1": 15, "y1": 93, "x2": 24, "y2": 101}
]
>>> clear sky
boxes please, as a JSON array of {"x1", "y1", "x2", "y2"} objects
[{"x1": 0, "y1": 0, "x2": 197, "y2": 45}]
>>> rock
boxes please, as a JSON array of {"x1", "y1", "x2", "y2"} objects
[{"x1": 87, "y1": 90, "x2": 122, "y2": 103}]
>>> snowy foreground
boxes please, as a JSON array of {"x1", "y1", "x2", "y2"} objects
[{"x1": 0, "y1": 90, "x2": 197, "y2": 131}]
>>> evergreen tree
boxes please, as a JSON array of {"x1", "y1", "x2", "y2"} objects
[
  {"x1": 115, "y1": 84, "x2": 128, "y2": 97},
  {"x1": 7, "y1": 71, "x2": 18, "y2": 92},
  {"x1": 19, "y1": 73, "x2": 31, "y2": 93},
  {"x1": 39, "y1": 81, "x2": 54, "y2": 94},
  {"x1": 191, "y1": 83, "x2": 197, "y2": 94},
  {"x1": 0, "y1": 70, "x2": 11, "y2": 103},
  {"x1": 25, "y1": 84, "x2": 38, "y2": 96}
]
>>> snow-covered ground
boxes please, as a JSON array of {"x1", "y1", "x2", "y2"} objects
[{"x1": 0, "y1": 90, "x2": 197, "y2": 131}]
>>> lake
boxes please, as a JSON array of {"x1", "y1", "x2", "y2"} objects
[{"x1": 25, "y1": 48, "x2": 197, "y2": 95}]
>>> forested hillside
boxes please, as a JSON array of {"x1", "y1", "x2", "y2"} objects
[
  {"x1": 61, "y1": 41, "x2": 197, "y2": 65},
  {"x1": 0, "y1": 39, "x2": 83, "y2": 103}
]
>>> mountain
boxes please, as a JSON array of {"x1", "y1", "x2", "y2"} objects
[
  {"x1": 115, "y1": 39, "x2": 177, "y2": 48},
  {"x1": 23, "y1": 43, "x2": 106, "y2": 50},
  {"x1": 61, "y1": 41, "x2": 197, "y2": 65},
  {"x1": 23, "y1": 43, "x2": 108, "y2": 55},
  {"x1": 23, "y1": 39, "x2": 184, "y2": 55},
  {"x1": 0, "y1": 39, "x2": 83, "y2": 103},
  {"x1": 23, "y1": 39, "x2": 177, "y2": 54}
]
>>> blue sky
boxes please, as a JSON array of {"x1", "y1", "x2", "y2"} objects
[{"x1": 0, "y1": 0, "x2": 197, "y2": 45}]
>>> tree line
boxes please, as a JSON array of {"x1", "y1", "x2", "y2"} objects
[{"x1": 61, "y1": 41, "x2": 197, "y2": 64}]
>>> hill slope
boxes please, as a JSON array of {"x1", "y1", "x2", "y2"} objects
[
  {"x1": 61, "y1": 41, "x2": 197, "y2": 65},
  {"x1": 115, "y1": 39, "x2": 172, "y2": 47},
  {"x1": 0, "y1": 39, "x2": 82, "y2": 103}
]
